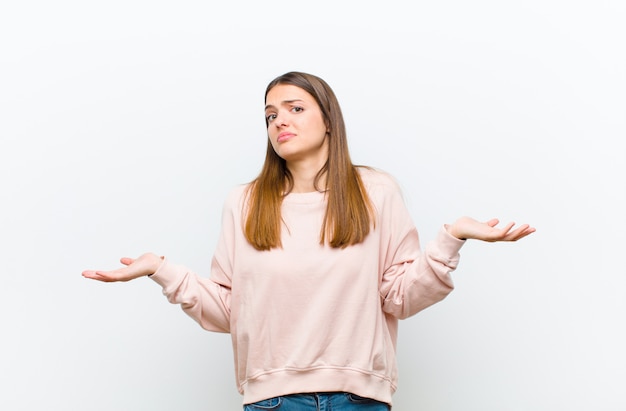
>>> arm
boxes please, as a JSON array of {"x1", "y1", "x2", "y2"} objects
[
  {"x1": 150, "y1": 258, "x2": 231, "y2": 333},
  {"x1": 380, "y1": 225, "x2": 464, "y2": 320},
  {"x1": 376, "y1": 177, "x2": 535, "y2": 320},
  {"x1": 81, "y1": 188, "x2": 245, "y2": 333},
  {"x1": 82, "y1": 254, "x2": 232, "y2": 333}
]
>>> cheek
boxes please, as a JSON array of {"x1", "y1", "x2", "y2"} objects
[
  {"x1": 267, "y1": 132, "x2": 280, "y2": 153},
  {"x1": 309, "y1": 118, "x2": 328, "y2": 138}
]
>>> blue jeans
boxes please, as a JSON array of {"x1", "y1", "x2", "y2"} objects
[{"x1": 243, "y1": 392, "x2": 390, "y2": 411}]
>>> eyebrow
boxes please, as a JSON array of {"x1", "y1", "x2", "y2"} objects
[{"x1": 264, "y1": 99, "x2": 305, "y2": 111}]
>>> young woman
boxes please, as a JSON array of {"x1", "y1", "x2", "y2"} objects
[{"x1": 83, "y1": 71, "x2": 535, "y2": 410}]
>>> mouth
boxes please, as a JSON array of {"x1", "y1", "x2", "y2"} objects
[{"x1": 277, "y1": 132, "x2": 295, "y2": 143}]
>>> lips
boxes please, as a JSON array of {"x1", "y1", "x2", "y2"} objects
[{"x1": 277, "y1": 132, "x2": 295, "y2": 143}]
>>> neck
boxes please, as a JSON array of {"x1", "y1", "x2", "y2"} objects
[{"x1": 287, "y1": 161, "x2": 327, "y2": 193}]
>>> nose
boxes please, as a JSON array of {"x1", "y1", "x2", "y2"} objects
[{"x1": 273, "y1": 111, "x2": 287, "y2": 127}]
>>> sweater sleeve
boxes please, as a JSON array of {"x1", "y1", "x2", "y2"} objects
[
  {"x1": 377, "y1": 178, "x2": 465, "y2": 319},
  {"x1": 148, "y1": 188, "x2": 242, "y2": 333},
  {"x1": 150, "y1": 258, "x2": 231, "y2": 332}
]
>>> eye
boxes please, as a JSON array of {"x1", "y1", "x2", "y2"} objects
[
  {"x1": 291, "y1": 106, "x2": 303, "y2": 113},
  {"x1": 266, "y1": 113, "x2": 277, "y2": 122}
]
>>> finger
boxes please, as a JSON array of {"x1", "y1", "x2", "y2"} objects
[
  {"x1": 511, "y1": 226, "x2": 536, "y2": 241},
  {"x1": 504, "y1": 224, "x2": 532, "y2": 241},
  {"x1": 82, "y1": 270, "x2": 114, "y2": 282},
  {"x1": 82, "y1": 270, "x2": 97, "y2": 279},
  {"x1": 497, "y1": 222, "x2": 516, "y2": 235},
  {"x1": 120, "y1": 257, "x2": 135, "y2": 266},
  {"x1": 486, "y1": 218, "x2": 500, "y2": 227}
]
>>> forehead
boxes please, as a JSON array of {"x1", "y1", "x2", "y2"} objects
[{"x1": 265, "y1": 84, "x2": 316, "y2": 106}]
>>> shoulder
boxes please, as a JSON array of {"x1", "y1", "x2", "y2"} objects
[
  {"x1": 223, "y1": 183, "x2": 252, "y2": 213},
  {"x1": 357, "y1": 167, "x2": 414, "y2": 222},
  {"x1": 357, "y1": 166, "x2": 404, "y2": 197}
]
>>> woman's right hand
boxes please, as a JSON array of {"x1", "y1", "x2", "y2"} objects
[{"x1": 82, "y1": 253, "x2": 163, "y2": 282}]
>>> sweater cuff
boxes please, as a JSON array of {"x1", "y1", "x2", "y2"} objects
[
  {"x1": 148, "y1": 257, "x2": 182, "y2": 289},
  {"x1": 438, "y1": 225, "x2": 466, "y2": 254}
]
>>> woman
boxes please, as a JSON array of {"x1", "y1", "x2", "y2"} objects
[{"x1": 83, "y1": 71, "x2": 535, "y2": 410}]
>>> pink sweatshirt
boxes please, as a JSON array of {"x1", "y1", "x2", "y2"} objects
[{"x1": 150, "y1": 167, "x2": 465, "y2": 405}]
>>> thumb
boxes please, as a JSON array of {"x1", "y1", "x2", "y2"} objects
[
  {"x1": 120, "y1": 257, "x2": 134, "y2": 266},
  {"x1": 485, "y1": 218, "x2": 500, "y2": 227}
]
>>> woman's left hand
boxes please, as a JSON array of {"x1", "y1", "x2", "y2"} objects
[{"x1": 447, "y1": 216, "x2": 535, "y2": 242}]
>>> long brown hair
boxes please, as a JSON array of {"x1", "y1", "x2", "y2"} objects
[{"x1": 244, "y1": 71, "x2": 374, "y2": 250}]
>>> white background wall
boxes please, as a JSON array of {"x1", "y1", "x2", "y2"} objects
[{"x1": 1, "y1": 1, "x2": 624, "y2": 410}]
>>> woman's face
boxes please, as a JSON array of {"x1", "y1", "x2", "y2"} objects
[{"x1": 265, "y1": 84, "x2": 329, "y2": 166}]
